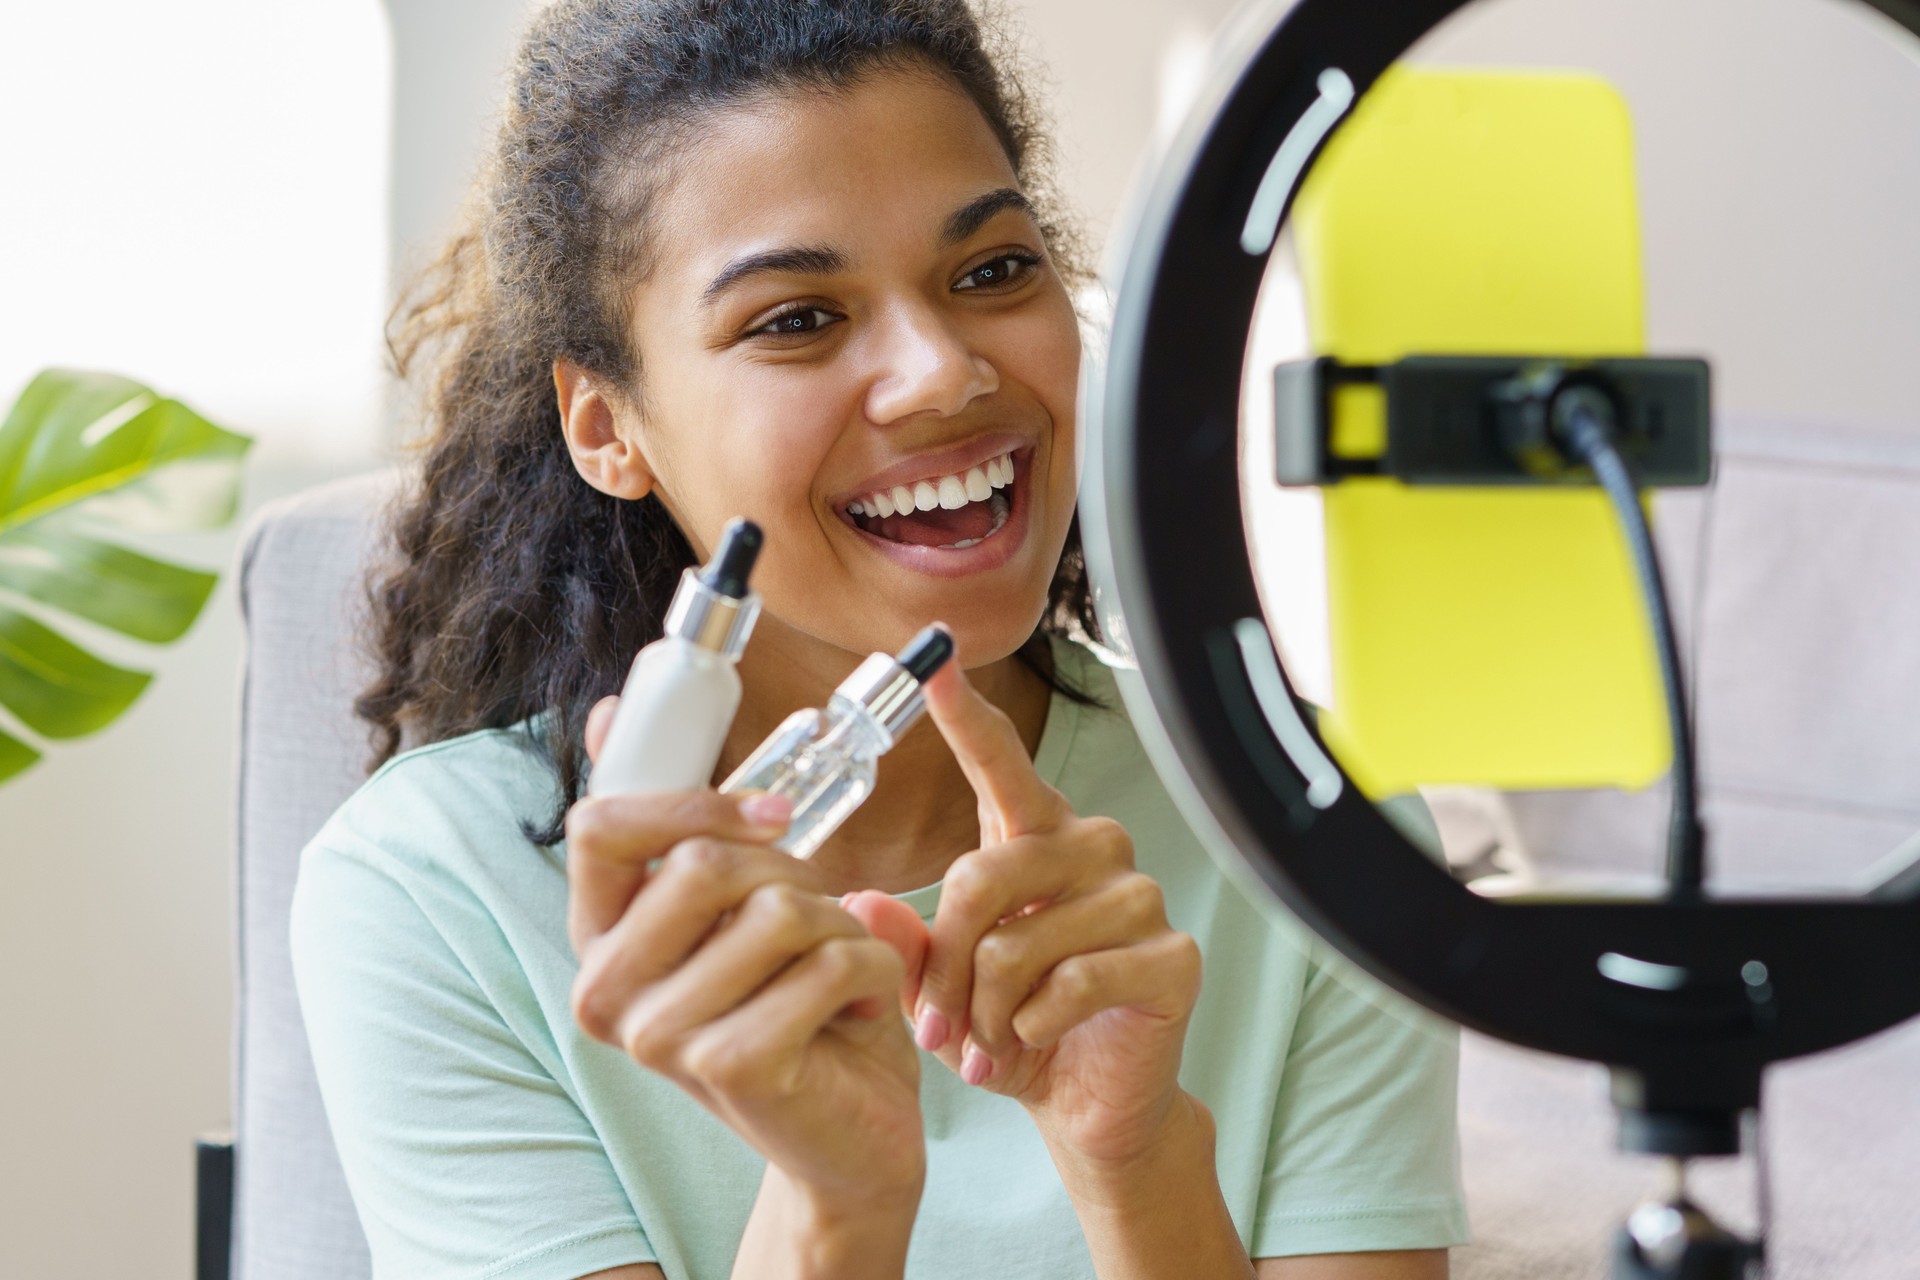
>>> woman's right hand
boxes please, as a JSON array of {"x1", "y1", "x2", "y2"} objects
[{"x1": 565, "y1": 696, "x2": 929, "y2": 1243}]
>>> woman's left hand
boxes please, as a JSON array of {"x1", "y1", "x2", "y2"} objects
[{"x1": 849, "y1": 662, "x2": 1204, "y2": 1173}]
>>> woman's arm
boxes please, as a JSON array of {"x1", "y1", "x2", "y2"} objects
[
  {"x1": 1054, "y1": 1095, "x2": 1448, "y2": 1280},
  {"x1": 1050, "y1": 1092, "x2": 1254, "y2": 1280},
  {"x1": 568, "y1": 699, "x2": 929, "y2": 1280}
]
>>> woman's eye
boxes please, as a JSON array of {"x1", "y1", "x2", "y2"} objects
[
  {"x1": 954, "y1": 253, "x2": 1040, "y2": 292},
  {"x1": 754, "y1": 307, "x2": 839, "y2": 338}
]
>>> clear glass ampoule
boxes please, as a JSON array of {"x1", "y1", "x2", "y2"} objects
[{"x1": 721, "y1": 625, "x2": 954, "y2": 858}]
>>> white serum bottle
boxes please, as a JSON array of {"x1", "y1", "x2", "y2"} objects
[{"x1": 587, "y1": 518, "x2": 764, "y2": 796}]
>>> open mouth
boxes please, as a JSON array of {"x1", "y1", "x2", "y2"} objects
[{"x1": 843, "y1": 449, "x2": 1017, "y2": 550}]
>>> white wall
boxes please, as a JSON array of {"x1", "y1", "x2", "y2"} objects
[
  {"x1": 1408, "y1": 0, "x2": 1920, "y2": 433},
  {"x1": 3, "y1": 0, "x2": 1917, "y2": 1274},
  {"x1": 0, "y1": 3, "x2": 397, "y2": 1274}
]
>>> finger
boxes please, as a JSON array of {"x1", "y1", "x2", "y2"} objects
[
  {"x1": 964, "y1": 873, "x2": 1169, "y2": 1059},
  {"x1": 564, "y1": 788, "x2": 792, "y2": 954},
  {"x1": 1007, "y1": 931, "x2": 1203, "y2": 1052},
  {"x1": 610, "y1": 881, "x2": 867, "y2": 1067},
  {"x1": 585, "y1": 695, "x2": 620, "y2": 764},
  {"x1": 914, "y1": 831, "x2": 1109, "y2": 1052},
  {"x1": 840, "y1": 890, "x2": 931, "y2": 1010},
  {"x1": 683, "y1": 936, "x2": 908, "y2": 1087},
  {"x1": 572, "y1": 838, "x2": 823, "y2": 1040},
  {"x1": 922, "y1": 661, "x2": 1066, "y2": 840}
]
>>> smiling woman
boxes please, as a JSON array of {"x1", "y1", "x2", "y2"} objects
[{"x1": 287, "y1": 4, "x2": 1467, "y2": 1279}]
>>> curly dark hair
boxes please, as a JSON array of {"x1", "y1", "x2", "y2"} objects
[{"x1": 355, "y1": 0, "x2": 1098, "y2": 844}]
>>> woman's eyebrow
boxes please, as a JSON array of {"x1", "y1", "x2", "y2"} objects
[
  {"x1": 701, "y1": 245, "x2": 849, "y2": 306},
  {"x1": 941, "y1": 187, "x2": 1037, "y2": 246}
]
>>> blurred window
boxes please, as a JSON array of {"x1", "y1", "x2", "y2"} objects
[{"x1": 0, "y1": 2, "x2": 392, "y2": 465}]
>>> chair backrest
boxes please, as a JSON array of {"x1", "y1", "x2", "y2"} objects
[{"x1": 233, "y1": 470, "x2": 397, "y2": 1280}]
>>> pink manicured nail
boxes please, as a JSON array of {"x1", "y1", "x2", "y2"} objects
[
  {"x1": 915, "y1": 1006, "x2": 950, "y2": 1052},
  {"x1": 960, "y1": 1044, "x2": 993, "y2": 1086},
  {"x1": 741, "y1": 792, "x2": 792, "y2": 827}
]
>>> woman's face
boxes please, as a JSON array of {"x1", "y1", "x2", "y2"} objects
[{"x1": 586, "y1": 65, "x2": 1081, "y2": 670}]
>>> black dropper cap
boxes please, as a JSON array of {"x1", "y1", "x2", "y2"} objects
[
  {"x1": 700, "y1": 518, "x2": 763, "y2": 599},
  {"x1": 896, "y1": 624, "x2": 954, "y2": 683}
]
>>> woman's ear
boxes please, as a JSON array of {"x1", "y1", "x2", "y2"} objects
[{"x1": 554, "y1": 357, "x2": 656, "y2": 500}]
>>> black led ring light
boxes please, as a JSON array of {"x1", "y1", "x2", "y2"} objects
[{"x1": 1084, "y1": 0, "x2": 1920, "y2": 1189}]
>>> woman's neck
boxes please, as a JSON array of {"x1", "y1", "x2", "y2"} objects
[{"x1": 719, "y1": 625, "x2": 1054, "y2": 895}]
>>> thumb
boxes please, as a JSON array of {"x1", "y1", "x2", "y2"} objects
[
  {"x1": 584, "y1": 695, "x2": 620, "y2": 765},
  {"x1": 842, "y1": 889, "x2": 930, "y2": 1008}
]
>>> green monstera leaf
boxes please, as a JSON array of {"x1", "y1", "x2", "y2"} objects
[{"x1": 0, "y1": 369, "x2": 251, "y2": 784}]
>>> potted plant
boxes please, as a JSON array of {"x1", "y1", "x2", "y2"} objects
[{"x1": 0, "y1": 368, "x2": 250, "y2": 782}]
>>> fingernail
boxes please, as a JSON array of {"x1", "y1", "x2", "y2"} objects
[
  {"x1": 914, "y1": 1006, "x2": 950, "y2": 1053},
  {"x1": 741, "y1": 792, "x2": 792, "y2": 828},
  {"x1": 960, "y1": 1044, "x2": 993, "y2": 1086}
]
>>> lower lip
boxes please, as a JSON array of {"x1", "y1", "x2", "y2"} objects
[{"x1": 841, "y1": 450, "x2": 1035, "y2": 580}]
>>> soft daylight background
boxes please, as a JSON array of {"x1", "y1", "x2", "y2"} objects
[{"x1": 2, "y1": 0, "x2": 1917, "y2": 1273}]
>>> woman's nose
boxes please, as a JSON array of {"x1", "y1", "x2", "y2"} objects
[{"x1": 863, "y1": 301, "x2": 999, "y2": 424}]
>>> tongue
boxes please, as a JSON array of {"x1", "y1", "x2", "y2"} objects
[{"x1": 871, "y1": 500, "x2": 995, "y2": 547}]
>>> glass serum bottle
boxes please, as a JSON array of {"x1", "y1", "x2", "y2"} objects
[{"x1": 721, "y1": 625, "x2": 954, "y2": 858}]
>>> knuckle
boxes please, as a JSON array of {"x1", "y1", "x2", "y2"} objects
[
  {"x1": 1051, "y1": 954, "x2": 1099, "y2": 1004},
  {"x1": 1114, "y1": 872, "x2": 1166, "y2": 925},
  {"x1": 663, "y1": 836, "x2": 733, "y2": 886},
  {"x1": 813, "y1": 936, "x2": 862, "y2": 984},
  {"x1": 569, "y1": 976, "x2": 615, "y2": 1043},
  {"x1": 1083, "y1": 816, "x2": 1135, "y2": 866},
  {"x1": 617, "y1": 1006, "x2": 672, "y2": 1071},
  {"x1": 563, "y1": 798, "x2": 614, "y2": 856},
  {"x1": 744, "y1": 880, "x2": 811, "y2": 937},
  {"x1": 973, "y1": 928, "x2": 1024, "y2": 981},
  {"x1": 1172, "y1": 932, "x2": 1204, "y2": 985},
  {"x1": 679, "y1": 1033, "x2": 750, "y2": 1091},
  {"x1": 942, "y1": 856, "x2": 992, "y2": 917}
]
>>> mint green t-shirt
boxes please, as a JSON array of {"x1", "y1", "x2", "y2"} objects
[{"x1": 290, "y1": 642, "x2": 1468, "y2": 1280}]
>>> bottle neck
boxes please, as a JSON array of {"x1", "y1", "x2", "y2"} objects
[
  {"x1": 823, "y1": 692, "x2": 897, "y2": 760},
  {"x1": 663, "y1": 567, "x2": 760, "y2": 658}
]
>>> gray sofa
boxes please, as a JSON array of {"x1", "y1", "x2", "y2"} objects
[{"x1": 229, "y1": 418, "x2": 1920, "y2": 1279}]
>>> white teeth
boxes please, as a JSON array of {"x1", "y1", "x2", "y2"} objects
[{"x1": 852, "y1": 453, "x2": 1016, "y2": 528}]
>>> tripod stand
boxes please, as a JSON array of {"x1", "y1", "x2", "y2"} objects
[{"x1": 1615, "y1": 1158, "x2": 1762, "y2": 1280}]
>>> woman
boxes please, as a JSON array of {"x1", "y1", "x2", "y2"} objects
[{"x1": 289, "y1": 2, "x2": 1468, "y2": 1278}]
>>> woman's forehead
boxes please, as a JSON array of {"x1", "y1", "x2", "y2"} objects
[{"x1": 644, "y1": 68, "x2": 1022, "y2": 292}]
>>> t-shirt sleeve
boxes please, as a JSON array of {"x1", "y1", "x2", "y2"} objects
[
  {"x1": 289, "y1": 833, "x2": 655, "y2": 1280},
  {"x1": 1248, "y1": 947, "x2": 1470, "y2": 1259}
]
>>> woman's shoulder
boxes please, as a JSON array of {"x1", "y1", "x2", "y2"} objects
[{"x1": 303, "y1": 718, "x2": 565, "y2": 887}]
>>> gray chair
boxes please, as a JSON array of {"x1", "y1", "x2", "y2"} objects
[
  {"x1": 216, "y1": 424, "x2": 1920, "y2": 1278},
  {"x1": 226, "y1": 471, "x2": 397, "y2": 1280}
]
